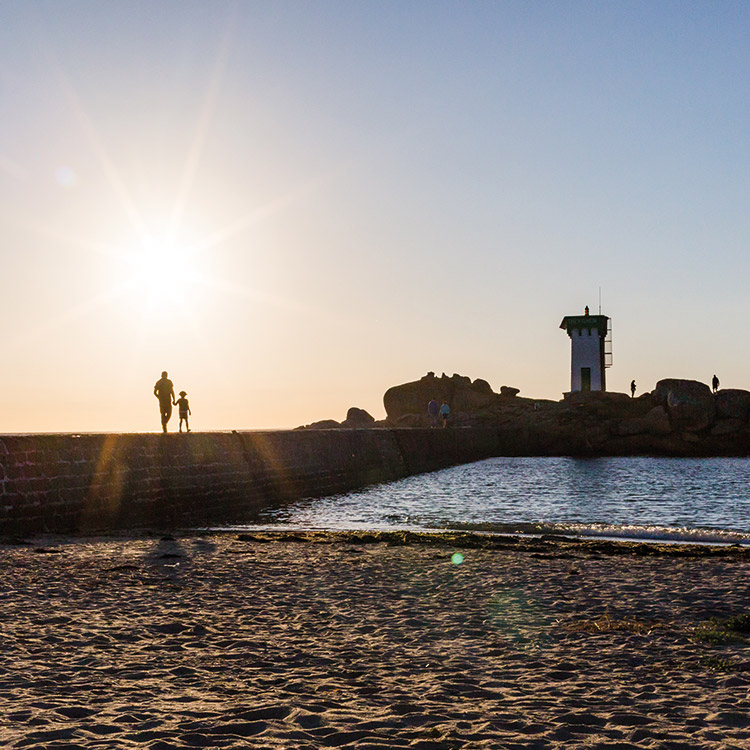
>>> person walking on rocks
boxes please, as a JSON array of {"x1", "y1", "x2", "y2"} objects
[
  {"x1": 154, "y1": 371, "x2": 176, "y2": 433},
  {"x1": 712, "y1": 374, "x2": 720, "y2": 393},
  {"x1": 427, "y1": 398, "x2": 439, "y2": 427},
  {"x1": 630, "y1": 380, "x2": 636, "y2": 398},
  {"x1": 176, "y1": 391, "x2": 191, "y2": 433},
  {"x1": 440, "y1": 400, "x2": 451, "y2": 428}
]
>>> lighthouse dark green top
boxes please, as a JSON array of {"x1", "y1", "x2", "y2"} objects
[
  {"x1": 559, "y1": 314, "x2": 609, "y2": 338},
  {"x1": 560, "y1": 308, "x2": 610, "y2": 392}
]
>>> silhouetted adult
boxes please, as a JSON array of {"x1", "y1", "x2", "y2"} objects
[
  {"x1": 630, "y1": 380, "x2": 636, "y2": 398},
  {"x1": 154, "y1": 371, "x2": 176, "y2": 433},
  {"x1": 427, "y1": 398, "x2": 439, "y2": 427},
  {"x1": 712, "y1": 374, "x2": 720, "y2": 393}
]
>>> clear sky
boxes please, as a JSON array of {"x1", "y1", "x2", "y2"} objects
[{"x1": 2, "y1": 1, "x2": 750, "y2": 432}]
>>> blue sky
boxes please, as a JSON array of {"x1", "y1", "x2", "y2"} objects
[{"x1": 1, "y1": 1, "x2": 749, "y2": 431}]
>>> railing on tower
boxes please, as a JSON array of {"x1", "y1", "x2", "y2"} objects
[{"x1": 604, "y1": 319, "x2": 613, "y2": 368}]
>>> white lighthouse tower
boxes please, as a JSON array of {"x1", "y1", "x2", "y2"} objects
[{"x1": 560, "y1": 306, "x2": 611, "y2": 392}]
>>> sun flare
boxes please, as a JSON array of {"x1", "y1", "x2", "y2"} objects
[{"x1": 122, "y1": 235, "x2": 202, "y2": 312}]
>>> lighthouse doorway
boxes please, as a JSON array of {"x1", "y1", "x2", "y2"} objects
[{"x1": 581, "y1": 367, "x2": 592, "y2": 392}]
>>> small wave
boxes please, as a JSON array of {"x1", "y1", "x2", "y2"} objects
[{"x1": 433, "y1": 520, "x2": 750, "y2": 546}]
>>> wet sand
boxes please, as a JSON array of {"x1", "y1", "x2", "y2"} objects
[{"x1": 1, "y1": 530, "x2": 749, "y2": 749}]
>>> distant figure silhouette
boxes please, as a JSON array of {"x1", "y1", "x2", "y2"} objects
[
  {"x1": 427, "y1": 398, "x2": 439, "y2": 427},
  {"x1": 630, "y1": 380, "x2": 636, "y2": 398},
  {"x1": 154, "y1": 371, "x2": 176, "y2": 433},
  {"x1": 584, "y1": 305, "x2": 589, "y2": 316},
  {"x1": 712, "y1": 374, "x2": 720, "y2": 393},
  {"x1": 440, "y1": 400, "x2": 451, "y2": 428},
  {"x1": 176, "y1": 391, "x2": 191, "y2": 433}
]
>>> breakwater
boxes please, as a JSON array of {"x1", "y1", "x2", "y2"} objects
[{"x1": 0, "y1": 428, "x2": 501, "y2": 535}]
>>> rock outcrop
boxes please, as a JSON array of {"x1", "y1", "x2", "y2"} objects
[
  {"x1": 301, "y1": 374, "x2": 750, "y2": 455},
  {"x1": 383, "y1": 375, "x2": 750, "y2": 456},
  {"x1": 383, "y1": 372, "x2": 515, "y2": 425}
]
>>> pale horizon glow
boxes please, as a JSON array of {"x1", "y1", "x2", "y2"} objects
[{"x1": 2, "y1": 1, "x2": 750, "y2": 433}]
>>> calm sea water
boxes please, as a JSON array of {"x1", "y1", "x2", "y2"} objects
[{"x1": 247, "y1": 457, "x2": 750, "y2": 545}]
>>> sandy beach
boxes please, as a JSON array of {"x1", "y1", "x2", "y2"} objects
[{"x1": 1, "y1": 530, "x2": 748, "y2": 749}]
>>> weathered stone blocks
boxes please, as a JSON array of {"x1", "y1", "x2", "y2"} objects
[{"x1": 0, "y1": 429, "x2": 501, "y2": 535}]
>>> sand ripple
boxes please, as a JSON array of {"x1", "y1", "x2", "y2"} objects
[{"x1": 0, "y1": 532, "x2": 748, "y2": 748}]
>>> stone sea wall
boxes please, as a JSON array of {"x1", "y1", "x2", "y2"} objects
[{"x1": 0, "y1": 428, "x2": 501, "y2": 536}]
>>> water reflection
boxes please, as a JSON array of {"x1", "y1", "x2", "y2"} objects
[{"x1": 255, "y1": 457, "x2": 750, "y2": 543}]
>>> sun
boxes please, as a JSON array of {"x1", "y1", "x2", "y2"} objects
[{"x1": 122, "y1": 234, "x2": 202, "y2": 312}]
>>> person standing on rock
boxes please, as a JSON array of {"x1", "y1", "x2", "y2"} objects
[
  {"x1": 154, "y1": 371, "x2": 177, "y2": 433},
  {"x1": 630, "y1": 380, "x2": 636, "y2": 398},
  {"x1": 440, "y1": 400, "x2": 451, "y2": 428},
  {"x1": 427, "y1": 398, "x2": 439, "y2": 427},
  {"x1": 712, "y1": 374, "x2": 720, "y2": 393}
]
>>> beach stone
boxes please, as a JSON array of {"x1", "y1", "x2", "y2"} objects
[
  {"x1": 653, "y1": 379, "x2": 715, "y2": 432},
  {"x1": 714, "y1": 389, "x2": 750, "y2": 421}
]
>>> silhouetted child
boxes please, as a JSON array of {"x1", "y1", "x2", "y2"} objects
[{"x1": 176, "y1": 391, "x2": 191, "y2": 432}]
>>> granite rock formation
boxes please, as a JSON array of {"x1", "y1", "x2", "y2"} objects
[
  {"x1": 381, "y1": 374, "x2": 750, "y2": 456},
  {"x1": 299, "y1": 372, "x2": 750, "y2": 455},
  {"x1": 383, "y1": 372, "x2": 514, "y2": 425}
]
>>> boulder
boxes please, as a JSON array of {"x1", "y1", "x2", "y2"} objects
[
  {"x1": 714, "y1": 389, "x2": 750, "y2": 422},
  {"x1": 473, "y1": 378, "x2": 494, "y2": 395},
  {"x1": 711, "y1": 419, "x2": 745, "y2": 436},
  {"x1": 341, "y1": 407, "x2": 375, "y2": 427},
  {"x1": 394, "y1": 413, "x2": 425, "y2": 428},
  {"x1": 564, "y1": 390, "x2": 648, "y2": 421},
  {"x1": 304, "y1": 419, "x2": 341, "y2": 430},
  {"x1": 617, "y1": 418, "x2": 647, "y2": 437},
  {"x1": 653, "y1": 379, "x2": 715, "y2": 432},
  {"x1": 384, "y1": 373, "x2": 498, "y2": 421},
  {"x1": 643, "y1": 406, "x2": 673, "y2": 435},
  {"x1": 615, "y1": 406, "x2": 671, "y2": 437},
  {"x1": 500, "y1": 386, "x2": 520, "y2": 397}
]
